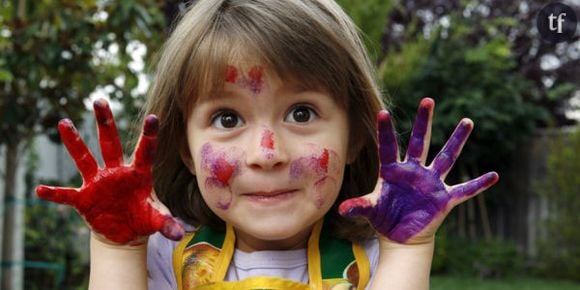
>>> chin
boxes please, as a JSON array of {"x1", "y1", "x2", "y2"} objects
[{"x1": 229, "y1": 212, "x2": 320, "y2": 246}]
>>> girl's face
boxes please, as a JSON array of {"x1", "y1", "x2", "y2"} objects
[{"x1": 185, "y1": 64, "x2": 349, "y2": 252}]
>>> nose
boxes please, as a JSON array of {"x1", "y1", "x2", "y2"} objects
[{"x1": 245, "y1": 127, "x2": 289, "y2": 170}]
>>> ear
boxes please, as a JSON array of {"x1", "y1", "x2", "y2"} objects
[{"x1": 179, "y1": 140, "x2": 196, "y2": 175}]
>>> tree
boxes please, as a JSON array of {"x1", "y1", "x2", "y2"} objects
[
  {"x1": 0, "y1": 1, "x2": 166, "y2": 289},
  {"x1": 536, "y1": 127, "x2": 580, "y2": 281},
  {"x1": 381, "y1": 0, "x2": 579, "y2": 127}
]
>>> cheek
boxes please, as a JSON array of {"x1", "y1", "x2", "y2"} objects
[
  {"x1": 289, "y1": 145, "x2": 342, "y2": 180},
  {"x1": 289, "y1": 145, "x2": 344, "y2": 208},
  {"x1": 196, "y1": 143, "x2": 244, "y2": 209}
]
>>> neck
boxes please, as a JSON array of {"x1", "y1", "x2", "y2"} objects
[{"x1": 234, "y1": 226, "x2": 313, "y2": 253}]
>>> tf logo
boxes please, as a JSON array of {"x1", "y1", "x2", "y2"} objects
[{"x1": 537, "y1": 2, "x2": 578, "y2": 43}]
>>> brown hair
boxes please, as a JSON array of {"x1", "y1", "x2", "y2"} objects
[{"x1": 144, "y1": 0, "x2": 385, "y2": 241}]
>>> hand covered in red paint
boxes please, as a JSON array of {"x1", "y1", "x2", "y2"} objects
[
  {"x1": 36, "y1": 99, "x2": 184, "y2": 245},
  {"x1": 339, "y1": 98, "x2": 498, "y2": 244}
]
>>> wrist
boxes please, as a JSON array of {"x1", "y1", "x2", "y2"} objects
[
  {"x1": 378, "y1": 235, "x2": 435, "y2": 259},
  {"x1": 91, "y1": 231, "x2": 149, "y2": 248},
  {"x1": 371, "y1": 235, "x2": 434, "y2": 290},
  {"x1": 89, "y1": 233, "x2": 148, "y2": 290}
]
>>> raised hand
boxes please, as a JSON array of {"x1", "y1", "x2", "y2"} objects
[
  {"x1": 36, "y1": 99, "x2": 184, "y2": 245},
  {"x1": 339, "y1": 98, "x2": 498, "y2": 244}
]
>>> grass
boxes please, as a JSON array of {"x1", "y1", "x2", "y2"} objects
[{"x1": 431, "y1": 275, "x2": 580, "y2": 290}]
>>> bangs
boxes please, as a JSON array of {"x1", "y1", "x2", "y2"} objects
[{"x1": 178, "y1": 0, "x2": 354, "y2": 115}]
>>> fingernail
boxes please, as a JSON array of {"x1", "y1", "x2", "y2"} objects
[
  {"x1": 143, "y1": 115, "x2": 159, "y2": 136},
  {"x1": 163, "y1": 218, "x2": 184, "y2": 241}
]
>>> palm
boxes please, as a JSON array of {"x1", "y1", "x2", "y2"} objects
[
  {"x1": 340, "y1": 98, "x2": 498, "y2": 243},
  {"x1": 36, "y1": 99, "x2": 184, "y2": 244}
]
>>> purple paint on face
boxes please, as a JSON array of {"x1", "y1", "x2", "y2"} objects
[
  {"x1": 200, "y1": 143, "x2": 241, "y2": 210},
  {"x1": 313, "y1": 176, "x2": 329, "y2": 209},
  {"x1": 225, "y1": 65, "x2": 265, "y2": 95},
  {"x1": 289, "y1": 148, "x2": 330, "y2": 180},
  {"x1": 289, "y1": 147, "x2": 338, "y2": 209},
  {"x1": 247, "y1": 66, "x2": 264, "y2": 94},
  {"x1": 339, "y1": 98, "x2": 499, "y2": 243}
]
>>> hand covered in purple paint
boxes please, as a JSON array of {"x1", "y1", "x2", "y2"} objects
[
  {"x1": 339, "y1": 98, "x2": 498, "y2": 244},
  {"x1": 35, "y1": 99, "x2": 184, "y2": 245}
]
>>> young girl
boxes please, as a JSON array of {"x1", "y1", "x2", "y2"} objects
[{"x1": 36, "y1": 0, "x2": 499, "y2": 289}]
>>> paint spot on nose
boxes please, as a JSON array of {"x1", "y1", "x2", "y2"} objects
[
  {"x1": 261, "y1": 129, "x2": 274, "y2": 150},
  {"x1": 212, "y1": 158, "x2": 234, "y2": 186}
]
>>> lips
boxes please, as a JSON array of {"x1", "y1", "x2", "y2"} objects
[
  {"x1": 241, "y1": 189, "x2": 299, "y2": 204},
  {"x1": 242, "y1": 189, "x2": 297, "y2": 197}
]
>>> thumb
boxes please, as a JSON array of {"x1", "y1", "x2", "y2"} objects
[
  {"x1": 160, "y1": 217, "x2": 185, "y2": 241},
  {"x1": 148, "y1": 191, "x2": 185, "y2": 241},
  {"x1": 338, "y1": 196, "x2": 375, "y2": 219}
]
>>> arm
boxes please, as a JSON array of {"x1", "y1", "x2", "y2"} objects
[
  {"x1": 340, "y1": 98, "x2": 498, "y2": 290},
  {"x1": 36, "y1": 99, "x2": 184, "y2": 289},
  {"x1": 89, "y1": 235, "x2": 148, "y2": 290}
]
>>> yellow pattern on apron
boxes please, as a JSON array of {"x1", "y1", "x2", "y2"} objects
[{"x1": 173, "y1": 219, "x2": 370, "y2": 290}]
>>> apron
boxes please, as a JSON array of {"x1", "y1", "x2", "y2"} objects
[{"x1": 172, "y1": 219, "x2": 370, "y2": 290}]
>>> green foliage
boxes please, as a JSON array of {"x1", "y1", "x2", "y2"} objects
[
  {"x1": 433, "y1": 235, "x2": 524, "y2": 278},
  {"x1": 536, "y1": 127, "x2": 580, "y2": 281},
  {"x1": 0, "y1": 1, "x2": 166, "y2": 288},
  {"x1": 380, "y1": 13, "x2": 548, "y2": 178},
  {"x1": 431, "y1": 275, "x2": 580, "y2": 290},
  {"x1": 25, "y1": 200, "x2": 88, "y2": 290},
  {"x1": 335, "y1": 0, "x2": 394, "y2": 63},
  {"x1": 0, "y1": 0, "x2": 166, "y2": 146}
]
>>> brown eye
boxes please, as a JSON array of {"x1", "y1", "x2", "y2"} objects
[
  {"x1": 286, "y1": 105, "x2": 317, "y2": 123},
  {"x1": 212, "y1": 111, "x2": 243, "y2": 129}
]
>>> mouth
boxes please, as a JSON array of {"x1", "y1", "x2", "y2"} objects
[{"x1": 241, "y1": 189, "x2": 298, "y2": 203}]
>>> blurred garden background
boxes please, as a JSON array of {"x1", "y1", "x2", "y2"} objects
[{"x1": 0, "y1": 0, "x2": 579, "y2": 289}]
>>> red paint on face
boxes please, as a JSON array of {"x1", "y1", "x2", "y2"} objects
[
  {"x1": 248, "y1": 66, "x2": 264, "y2": 83},
  {"x1": 225, "y1": 65, "x2": 238, "y2": 83},
  {"x1": 261, "y1": 129, "x2": 274, "y2": 150},
  {"x1": 213, "y1": 158, "x2": 234, "y2": 186},
  {"x1": 319, "y1": 149, "x2": 329, "y2": 173},
  {"x1": 247, "y1": 66, "x2": 265, "y2": 94}
]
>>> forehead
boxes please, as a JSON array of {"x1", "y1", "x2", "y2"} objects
[
  {"x1": 180, "y1": 28, "x2": 348, "y2": 115},
  {"x1": 196, "y1": 52, "x2": 324, "y2": 102}
]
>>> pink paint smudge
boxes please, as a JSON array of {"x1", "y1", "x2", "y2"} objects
[{"x1": 260, "y1": 129, "x2": 274, "y2": 150}]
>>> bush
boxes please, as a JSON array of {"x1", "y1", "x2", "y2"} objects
[
  {"x1": 25, "y1": 201, "x2": 90, "y2": 290},
  {"x1": 433, "y1": 233, "x2": 524, "y2": 278},
  {"x1": 535, "y1": 127, "x2": 580, "y2": 281}
]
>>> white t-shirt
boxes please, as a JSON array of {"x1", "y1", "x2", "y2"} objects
[{"x1": 147, "y1": 228, "x2": 379, "y2": 290}]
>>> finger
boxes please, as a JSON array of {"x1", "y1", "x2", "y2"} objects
[
  {"x1": 94, "y1": 99, "x2": 124, "y2": 167},
  {"x1": 449, "y1": 172, "x2": 499, "y2": 204},
  {"x1": 146, "y1": 191, "x2": 184, "y2": 241},
  {"x1": 160, "y1": 217, "x2": 185, "y2": 241},
  {"x1": 430, "y1": 118, "x2": 473, "y2": 179},
  {"x1": 377, "y1": 110, "x2": 399, "y2": 165},
  {"x1": 406, "y1": 98, "x2": 434, "y2": 162},
  {"x1": 338, "y1": 196, "x2": 375, "y2": 219},
  {"x1": 133, "y1": 115, "x2": 159, "y2": 170},
  {"x1": 58, "y1": 119, "x2": 99, "y2": 180},
  {"x1": 36, "y1": 185, "x2": 80, "y2": 206}
]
